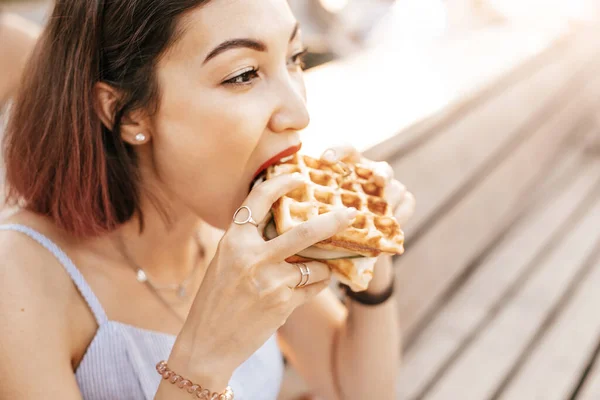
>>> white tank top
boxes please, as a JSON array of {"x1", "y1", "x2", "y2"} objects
[{"x1": 0, "y1": 224, "x2": 284, "y2": 400}]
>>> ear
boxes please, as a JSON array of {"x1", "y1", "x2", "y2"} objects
[{"x1": 93, "y1": 82, "x2": 152, "y2": 145}]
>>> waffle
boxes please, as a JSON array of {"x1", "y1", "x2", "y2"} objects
[{"x1": 266, "y1": 153, "x2": 405, "y2": 258}]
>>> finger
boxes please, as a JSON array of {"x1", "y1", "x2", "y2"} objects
[
  {"x1": 265, "y1": 207, "x2": 358, "y2": 261},
  {"x1": 394, "y1": 192, "x2": 416, "y2": 226},
  {"x1": 235, "y1": 173, "x2": 306, "y2": 228},
  {"x1": 292, "y1": 280, "x2": 331, "y2": 304},
  {"x1": 284, "y1": 261, "x2": 331, "y2": 289},
  {"x1": 385, "y1": 180, "x2": 407, "y2": 210},
  {"x1": 321, "y1": 145, "x2": 361, "y2": 164},
  {"x1": 253, "y1": 261, "x2": 331, "y2": 291},
  {"x1": 372, "y1": 161, "x2": 395, "y2": 187}
]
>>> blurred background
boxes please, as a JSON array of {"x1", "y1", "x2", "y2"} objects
[{"x1": 2, "y1": 1, "x2": 600, "y2": 399}]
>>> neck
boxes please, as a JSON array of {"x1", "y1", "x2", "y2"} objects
[{"x1": 111, "y1": 194, "x2": 203, "y2": 283}]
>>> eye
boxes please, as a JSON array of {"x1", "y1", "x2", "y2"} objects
[
  {"x1": 223, "y1": 67, "x2": 260, "y2": 86},
  {"x1": 289, "y1": 48, "x2": 309, "y2": 69}
]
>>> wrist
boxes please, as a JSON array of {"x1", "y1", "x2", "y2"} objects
[
  {"x1": 338, "y1": 255, "x2": 395, "y2": 306},
  {"x1": 169, "y1": 336, "x2": 234, "y2": 392},
  {"x1": 341, "y1": 278, "x2": 395, "y2": 306},
  {"x1": 366, "y1": 255, "x2": 394, "y2": 296}
]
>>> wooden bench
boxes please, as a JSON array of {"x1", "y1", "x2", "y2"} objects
[
  {"x1": 390, "y1": 28, "x2": 600, "y2": 400},
  {"x1": 283, "y1": 20, "x2": 600, "y2": 400}
]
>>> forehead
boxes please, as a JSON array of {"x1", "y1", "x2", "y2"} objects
[{"x1": 175, "y1": 0, "x2": 298, "y2": 56}]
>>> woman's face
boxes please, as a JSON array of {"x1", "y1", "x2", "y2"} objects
[{"x1": 148, "y1": 0, "x2": 309, "y2": 229}]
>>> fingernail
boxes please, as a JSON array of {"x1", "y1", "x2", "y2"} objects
[
  {"x1": 322, "y1": 149, "x2": 337, "y2": 163},
  {"x1": 347, "y1": 207, "x2": 358, "y2": 219},
  {"x1": 374, "y1": 174, "x2": 386, "y2": 187}
]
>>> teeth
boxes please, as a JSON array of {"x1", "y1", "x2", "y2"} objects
[
  {"x1": 251, "y1": 173, "x2": 267, "y2": 190},
  {"x1": 280, "y1": 155, "x2": 294, "y2": 163}
]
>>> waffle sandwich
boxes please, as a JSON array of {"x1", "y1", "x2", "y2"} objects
[{"x1": 257, "y1": 153, "x2": 404, "y2": 292}]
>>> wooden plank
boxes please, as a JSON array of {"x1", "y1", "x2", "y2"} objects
[
  {"x1": 393, "y1": 71, "x2": 600, "y2": 342},
  {"x1": 497, "y1": 247, "x2": 600, "y2": 399},
  {"x1": 364, "y1": 34, "x2": 571, "y2": 162},
  {"x1": 363, "y1": 30, "x2": 598, "y2": 164},
  {"x1": 396, "y1": 139, "x2": 600, "y2": 399},
  {"x1": 301, "y1": 24, "x2": 570, "y2": 158},
  {"x1": 392, "y1": 39, "x2": 599, "y2": 239},
  {"x1": 576, "y1": 340, "x2": 600, "y2": 399},
  {"x1": 424, "y1": 194, "x2": 600, "y2": 400}
]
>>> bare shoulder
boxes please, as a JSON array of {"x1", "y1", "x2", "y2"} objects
[
  {"x1": 0, "y1": 210, "x2": 83, "y2": 397},
  {"x1": 0, "y1": 209, "x2": 74, "y2": 334},
  {"x1": 1, "y1": 208, "x2": 69, "y2": 271},
  {"x1": 1, "y1": 209, "x2": 73, "y2": 279}
]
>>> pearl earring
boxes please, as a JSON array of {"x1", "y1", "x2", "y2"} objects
[{"x1": 135, "y1": 133, "x2": 147, "y2": 142}]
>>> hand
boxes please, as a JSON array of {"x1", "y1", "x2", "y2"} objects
[
  {"x1": 321, "y1": 145, "x2": 415, "y2": 294},
  {"x1": 321, "y1": 145, "x2": 416, "y2": 226},
  {"x1": 171, "y1": 173, "x2": 358, "y2": 388}
]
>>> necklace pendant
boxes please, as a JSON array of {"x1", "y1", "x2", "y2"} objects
[
  {"x1": 177, "y1": 285, "x2": 186, "y2": 298},
  {"x1": 136, "y1": 269, "x2": 148, "y2": 283}
]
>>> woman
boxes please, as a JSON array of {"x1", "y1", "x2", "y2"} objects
[{"x1": 0, "y1": 1, "x2": 415, "y2": 399}]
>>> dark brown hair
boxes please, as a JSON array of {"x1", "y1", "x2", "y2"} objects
[{"x1": 3, "y1": 0, "x2": 209, "y2": 237}]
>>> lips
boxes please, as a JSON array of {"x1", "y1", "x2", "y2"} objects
[{"x1": 252, "y1": 143, "x2": 303, "y2": 181}]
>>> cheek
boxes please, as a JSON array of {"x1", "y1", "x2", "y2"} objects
[
  {"x1": 154, "y1": 93, "x2": 265, "y2": 174},
  {"x1": 149, "y1": 83, "x2": 271, "y2": 223}
]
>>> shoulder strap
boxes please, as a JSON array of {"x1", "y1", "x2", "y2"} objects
[{"x1": 0, "y1": 224, "x2": 108, "y2": 324}]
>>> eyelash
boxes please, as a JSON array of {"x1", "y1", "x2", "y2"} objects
[
  {"x1": 222, "y1": 47, "x2": 309, "y2": 87},
  {"x1": 291, "y1": 48, "x2": 309, "y2": 69}
]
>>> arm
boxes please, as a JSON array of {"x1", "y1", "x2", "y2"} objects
[
  {"x1": 0, "y1": 229, "x2": 229, "y2": 400},
  {"x1": 278, "y1": 255, "x2": 399, "y2": 400},
  {"x1": 336, "y1": 255, "x2": 399, "y2": 399},
  {"x1": 279, "y1": 146, "x2": 414, "y2": 399},
  {"x1": 0, "y1": 233, "x2": 84, "y2": 399},
  {"x1": 0, "y1": 225, "x2": 235, "y2": 400},
  {"x1": 2, "y1": 177, "x2": 358, "y2": 400},
  {"x1": 0, "y1": 13, "x2": 41, "y2": 107}
]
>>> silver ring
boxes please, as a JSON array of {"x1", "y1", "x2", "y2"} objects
[
  {"x1": 337, "y1": 161, "x2": 352, "y2": 177},
  {"x1": 295, "y1": 263, "x2": 311, "y2": 288},
  {"x1": 324, "y1": 149, "x2": 352, "y2": 178},
  {"x1": 233, "y1": 206, "x2": 259, "y2": 227}
]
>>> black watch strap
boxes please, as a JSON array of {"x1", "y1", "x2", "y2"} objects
[{"x1": 339, "y1": 279, "x2": 395, "y2": 306}]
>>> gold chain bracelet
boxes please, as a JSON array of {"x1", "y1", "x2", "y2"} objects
[{"x1": 156, "y1": 361, "x2": 234, "y2": 400}]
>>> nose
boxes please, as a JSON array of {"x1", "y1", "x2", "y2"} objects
[{"x1": 268, "y1": 73, "x2": 310, "y2": 134}]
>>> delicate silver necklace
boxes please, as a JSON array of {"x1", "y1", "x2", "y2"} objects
[
  {"x1": 117, "y1": 236, "x2": 204, "y2": 300},
  {"x1": 134, "y1": 264, "x2": 198, "y2": 299}
]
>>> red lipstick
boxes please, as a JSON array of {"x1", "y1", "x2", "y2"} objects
[{"x1": 252, "y1": 143, "x2": 302, "y2": 180}]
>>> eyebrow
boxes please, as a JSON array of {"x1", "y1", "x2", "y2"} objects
[{"x1": 203, "y1": 22, "x2": 301, "y2": 64}]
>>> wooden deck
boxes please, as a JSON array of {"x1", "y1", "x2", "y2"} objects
[
  {"x1": 392, "y1": 27, "x2": 600, "y2": 400},
  {"x1": 279, "y1": 21, "x2": 600, "y2": 399}
]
